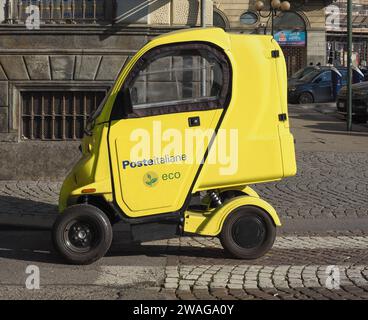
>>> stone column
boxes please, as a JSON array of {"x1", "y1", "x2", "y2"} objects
[{"x1": 307, "y1": 30, "x2": 327, "y2": 65}]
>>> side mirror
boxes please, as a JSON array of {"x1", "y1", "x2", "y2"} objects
[{"x1": 314, "y1": 77, "x2": 322, "y2": 84}]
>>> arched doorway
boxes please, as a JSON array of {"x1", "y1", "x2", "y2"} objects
[{"x1": 273, "y1": 12, "x2": 307, "y2": 76}]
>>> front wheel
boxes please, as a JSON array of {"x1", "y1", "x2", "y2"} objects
[
  {"x1": 219, "y1": 206, "x2": 276, "y2": 259},
  {"x1": 52, "y1": 204, "x2": 113, "y2": 265},
  {"x1": 298, "y1": 92, "x2": 314, "y2": 104}
]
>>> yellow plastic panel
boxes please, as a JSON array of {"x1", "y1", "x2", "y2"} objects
[{"x1": 184, "y1": 196, "x2": 281, "y2": 236}]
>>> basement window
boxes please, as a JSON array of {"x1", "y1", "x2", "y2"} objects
[{"x1": 21, "y1": 90, "x2": 106, "y2": 140}]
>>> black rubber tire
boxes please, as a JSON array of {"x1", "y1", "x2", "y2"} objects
[
  {"x1": 52, "y1": 204, "x2": 113, "y2": 265},
  {"x1": 298, "y1": 92, "x2": 314, "y2": 104},
  {"x1": 219, "y1": 206, "x2": 276, "y2": 259}
]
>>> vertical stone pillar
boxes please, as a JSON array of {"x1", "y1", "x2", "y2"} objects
[
  {"x1": 148, "y1": 0, "x2": 213, "y2": 26},
  {"x1": 0, "y1": 0, "x2": 6, "y2": 23},
  {"x1": 307, "y1": 30, "x2": 327, "y2": 65}
]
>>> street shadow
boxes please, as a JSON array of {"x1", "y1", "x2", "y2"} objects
[
  {"x1": 309, "y1": 130, "x2": 368, "y2": 137},
  {"x1": 107, "y1": 243, "x2": 368, "y2": 265},
  {"x1": 0, "y1": 228, "x2": 366, "y2": 266},
  {"x1": 0, "y1": 229, "x2": 62, "y2": 264},
  {"x1": 0, "y1": 195, "x2": 61, "y2": 263},
  {"x1": 289, "y1": 113, "x2": 339, "y2": 123},
  {"x1": 99, "y1": 0, "x2": 173, "y2": 41},
  {"x1": 303, "y1": 120, "x2": 368, "y2": 135},
  {"x1": 0, "y1": 195, "x2": 57, "y2": 217}
]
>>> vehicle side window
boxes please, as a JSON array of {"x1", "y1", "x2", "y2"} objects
[
  {"x1": 113, "y1": 43, "x2": 231, "y2": 119},
  {"x1": 318, "y1": 71, "x2": 332, "y2": 82},
  {"x1": 340, "y1": 70, "x2": 347, "y2": 81}
]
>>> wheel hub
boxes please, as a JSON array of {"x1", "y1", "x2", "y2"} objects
[
  {"x1": 78, "y1": 230, "x2": 87, "y2": 239},
  {"x1": 64, "y1": 220, "x2": 98, "y2": 253},
  {"x1": 232, "y1": 216, "x2": 266, "y2": 249}
]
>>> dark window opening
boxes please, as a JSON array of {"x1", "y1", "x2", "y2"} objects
[
  {"x1": 240, "y1": 11, "x2": 258, "y2": 25},
  {"x1": 22, "y1": 90, "x2": 105, "y2": 141}
]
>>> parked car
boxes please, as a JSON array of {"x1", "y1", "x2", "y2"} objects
[
  {"x1": 289, "y1": 66, "x2": 319, "y2": 80},
  {"x1": 336, "y1": 81, "x2": 368, "y2": 123},
  {"x1": 359, "y1": 67, "x2": 368, "y2": 81},
  {"x1": 288, "y1": 66, "x2": 347, "y2": 104}
]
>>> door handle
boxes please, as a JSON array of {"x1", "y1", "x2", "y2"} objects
[{"x1": 188, "y1": 116, "x2": 200, "y2": 127}]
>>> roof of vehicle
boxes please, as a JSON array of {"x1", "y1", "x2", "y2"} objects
[
  {"x1": 149, "y1": 27, "x2": 231, "y2": 51},
  {"x1": 147, "y1": 27, "x2": 274, "y2": 53}
]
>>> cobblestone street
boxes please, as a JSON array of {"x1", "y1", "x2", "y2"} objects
[{"x1": 0, "y1": 105, "x2": 367, "y2": 299}]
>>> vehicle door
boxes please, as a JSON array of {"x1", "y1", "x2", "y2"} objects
[
  {"x1": 312, "y1": 71, "x2": 333, "y2": 102},
  {"x1": 108, "y1": 43, "x2": 231, "y2": 218}
]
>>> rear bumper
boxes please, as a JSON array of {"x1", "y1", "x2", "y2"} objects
[{"x1": 337, "y1": 99, "x2": 367, "y2": 116}]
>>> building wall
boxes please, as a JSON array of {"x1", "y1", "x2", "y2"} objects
[
  {"x1": 0, "y1": 0, "x2": 346, "y2": 180},
  {"x1": 214, "y1": 0, "x2": 326, "y2": 66},
  {"x1": 0, "y1": 0, "x2": 213, "y2": 180}
]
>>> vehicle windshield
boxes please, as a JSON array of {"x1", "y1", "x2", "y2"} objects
[
  {"x1": 87, "y1": 86, "x2": 113, "y2": 125},
  {"x1": 87, "y1": 57, "x2": 131, "y2": 126},
  {"x1": 300, "y1": 69, "x2": 321, "y2": 82},
  {"x1": 291, "y1": 67, "x2": 315, "y2": 79}
]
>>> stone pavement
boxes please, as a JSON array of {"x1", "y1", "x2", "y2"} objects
[
  {"x1": 160, "y1": 235, "x2": 368, "y2": 300},
  {"x1": 1, "y1": 149, "x2": 368, "y2": 230},
  {"x1": 0, "y1": 229, "x2": 367, "y2": 300}
]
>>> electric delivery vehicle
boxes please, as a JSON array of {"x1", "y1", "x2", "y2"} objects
[{"x1": 52, "y1": 28, "x2": 297, "y2": 264}]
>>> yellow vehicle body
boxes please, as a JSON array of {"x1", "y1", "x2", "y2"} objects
[{"x1": 55, "y1": 28, "x2": 296, "y2": 264}]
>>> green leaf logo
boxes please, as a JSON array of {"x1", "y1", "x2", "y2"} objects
[{"x1": 143, "y1": 172, "x2": 159, "y2": 187}]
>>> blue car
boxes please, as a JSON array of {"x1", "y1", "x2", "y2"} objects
[{"x1": 288, "y1": 66, "x2": 347, "y2": 104}]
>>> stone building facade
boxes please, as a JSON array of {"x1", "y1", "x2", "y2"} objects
[
  {"x1": 0, "y1": 0, "x2": 213, "y2": 180},
  {"x1": 213, "y1": 0, "x2": 327, "y2": 75},
  {"x1": 0, "y1": 0, "x2": 359, "y2": 179},
  {"x1": 326, "y1": 0, "x2": 368, "y2": 67}
]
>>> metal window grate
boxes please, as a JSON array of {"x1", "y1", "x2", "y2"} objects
[
  {"x1": 5, "y1": 0, "x2": 114, "y2": 24},
  {"x1": 21, "y1": 90, "x2": 105, "y2": 140}
]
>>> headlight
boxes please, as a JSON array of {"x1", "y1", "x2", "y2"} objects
[{"x1": 289, "y1": 87, "x2": 297, "y2": 92}]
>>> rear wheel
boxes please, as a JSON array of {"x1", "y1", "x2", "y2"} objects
[
  {"x1": 219, "y1": 206, "x2": 276, "y2": 259},
  {"x1": 298, "y1": 92, "x2": 314, "y2": 104},
  {"x1": 52, "y1": 204, "x2": 113, "y2": 265}
]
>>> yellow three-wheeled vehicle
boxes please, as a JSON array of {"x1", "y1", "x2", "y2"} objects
[{"x1": 52, "y1": 28, "x2": 296, "y2": 264}]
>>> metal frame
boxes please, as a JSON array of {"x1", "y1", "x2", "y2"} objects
[
  {"x1": 10, "y1": 81, "x2": 112, "y2": 141},
  {"x1": 5, "y1": 0, "x2": 115, "y2": 24}
]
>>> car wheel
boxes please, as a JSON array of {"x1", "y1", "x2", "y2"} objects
[
  {"x1": 219, "y1": 206, "x2": 276, "y2": 259},
  {"x1": 298, "y1": 92, "x2": 314, "y2": 104},
  {"x1": 52, "y1": 204, "x2": 113, "y2": 265}
]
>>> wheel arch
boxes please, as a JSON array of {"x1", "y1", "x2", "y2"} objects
[
  {"x1": 184, "y1": 195, "x2": 281, "y2": 236},
  {"x1": 74, "y1": 195, "x2": 119, "y2": 224}
]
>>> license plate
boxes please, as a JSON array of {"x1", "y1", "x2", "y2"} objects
[{"x1": 338, "y1": 102, "x2": 345, "y2": 109}]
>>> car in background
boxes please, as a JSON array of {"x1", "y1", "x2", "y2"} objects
[
  {"x1": 336, "y1": 81, "x2": 368, "y2": 123},
  {"x1": 289, "y1": 66, "x2": 319, "y2": 81},
  {"x1": 360, "y1": 67, "x2": 368, "y2": 81},
  {"x1": 288, "y1": 66, "x2": 347, "y2": 104}
]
